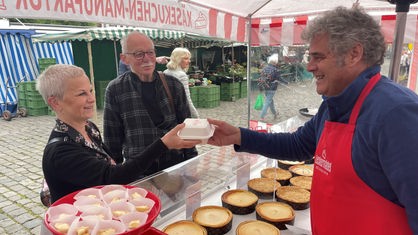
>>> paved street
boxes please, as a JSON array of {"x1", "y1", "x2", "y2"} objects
[{"x1": 0, "y1": 80, "x2": 322, "y2": 234}]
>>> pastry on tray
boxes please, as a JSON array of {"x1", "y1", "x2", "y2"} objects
[
  {"x1": 236, "y1": 220, "x2": 280, "y2": 235},
  {"x1": 290, "y1": 176, "x2": 312, "y2": 191},
  {"x1": 162, "y1": 220, "x2": 207, "y2": 235},
  {"x1": 288, "y1": 164, "x2": 314, "y2": 177},
  {"x1": 192, "y1": 205, "x2": 233, "y2": 235},
  {"x1": 261, "y1": 167, "x2": 292, "y2": 186},
  {"x1": 256, "y1": 201, "x2": 295, "y2": 230},
  {"x1": 247, "y1": 177, "x2": 281, "y2": 198},
  {"x1": 221, "y1": 189, "x2": 258, "y2": 214},
  {"x1": 277, "y1": 160, "x2": 305, "y2": 170},
  {"x1": 275, "y1": 186, "x2": 310, "y2": 210}
]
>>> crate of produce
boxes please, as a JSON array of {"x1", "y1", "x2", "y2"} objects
[
  {"x1": 19, "y1": 98, "x2": 28, "y2": 108},
  {"x1": 189, "y1": 86, "x2": 199, "y2": 104},
  {"x1": 27, "y1": 107, "x2": 48, "y2": 116},
  {"x1": 38, "y1": 58, "x2": 57, "y2": 73},
  {"x1": 38, "y1": 58, "x2": 57, "y2": 65},
  {"x1": 240, "y1": 81, "x2": 248, "y2": 98},
  {"x1": 27, "y1": 98, "x2": 47, "y2": 109},
  {"x1": 220, "y1": 82, "x2": 240, "y2": 101},
  {"x1": 21, "y1": 81, "x2": 37, "y2": 92},
  {"x1": 17, "y1": 87, "x2": 26, "y2": 100},
  {"x1": 197, "y1": 85, "x2": 220, "y2": 102}
]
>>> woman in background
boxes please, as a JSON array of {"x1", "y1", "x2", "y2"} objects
[{"x1": 164, "y1": 47, "x2": 199, "y2": 118}]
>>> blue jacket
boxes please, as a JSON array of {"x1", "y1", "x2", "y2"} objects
[
  {"x1": 237, "y1": 66, "x2": 418, "y2": 233},
  {"x1": 259, "y1": 64, "x2": 281, "y2": 90}
]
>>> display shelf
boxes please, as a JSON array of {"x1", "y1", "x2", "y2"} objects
[
  {"x1": 40, "y1": 117, "x2": 312, "y2": 235},
  {"x1": 130, "y1": 146, "x2": 312, "y2": 235}
]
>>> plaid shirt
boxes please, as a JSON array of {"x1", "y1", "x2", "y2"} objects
[{"x1": 103, "y1": 71, "x2": 196, "y2": 174}]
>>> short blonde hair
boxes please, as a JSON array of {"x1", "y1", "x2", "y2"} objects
[
  {"x1": 166, "y1": 47, "x2": 191, "y2": 72},
  {"x1": 36, "y1": 64, "x2": 86, "y2": 103}
]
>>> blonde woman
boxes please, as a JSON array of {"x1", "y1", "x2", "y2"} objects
[{"x1": 164, "y1": 47, "x2": 199, "y2": 118}]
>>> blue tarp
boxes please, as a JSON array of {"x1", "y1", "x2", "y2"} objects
[
  {"x1": 0, "y1": 29, "x2": 73, "y2": 106},
  {"x1": 0, "y1": 30, "x2": 38, "y2": 105}
]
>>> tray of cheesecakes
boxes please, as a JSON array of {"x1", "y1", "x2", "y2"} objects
[{"x1": 162, "y1": 163, "x2": 313, "y2": 235}]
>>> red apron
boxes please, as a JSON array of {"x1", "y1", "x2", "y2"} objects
[{"x1": 310, "y1": 73, "x2": 413, "y2": 234}]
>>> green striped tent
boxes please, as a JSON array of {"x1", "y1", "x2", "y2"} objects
[
  {"x1": 32, "y1": 27, "x2": 233, "y2": 48},
  {"x1": 32, "y1": 27, "x2": 236, "y2": 105}
]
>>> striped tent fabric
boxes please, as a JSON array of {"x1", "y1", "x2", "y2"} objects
[
  {"x1": 0, "y1": 30, "x2": 38, "y2": 106},
  {"x1": 32, "y1": 27, "x2": 235, "y2": 48},
  {"x1": 87, "y1": 27, "x2": 185, "y2": 41},
  {"x1": 32, "y1": 41, "x2": 74, "y2": 65}
]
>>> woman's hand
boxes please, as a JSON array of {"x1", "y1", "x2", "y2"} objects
[
  {"x1": 161, "y1": 123, "x2": 201, "y2": 149},
  {"x1": 207, "y1": 118, "x2": 241, "y2": 146}
]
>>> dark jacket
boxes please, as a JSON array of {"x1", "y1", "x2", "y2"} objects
[
  {"x1": 43, "y1": 121, "x2": 167, "y2": 203},
  {"x1": 258, "y1": 63, "x2": 281, "y2": 90},
  {"x1": 103, "y1": 71, "x2": 197, "y2": 176}
]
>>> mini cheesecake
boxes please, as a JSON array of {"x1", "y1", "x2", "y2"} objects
[
  {"x1": 289, "y1": 165, "x2": 314, "y2": 177},
  {"x1": 247, "y1": 178, "x2": 281, "y2": 198},
  {"x1": 275, "y1": 186, "x2": 310, "y2": 210},
  {"x1": 277, "y1": 160, "x2": 305, "y2": 170},
  {"x1": 290, "y1": 176, "x2": 312, "y2": 191},
  {"x1": 256, "y1": 201, "x2": 295, "y2": 230},
  {"x1": 192, "y1": 206, "x2": 233, "y2": 235},
  {"x1": 221, "y1": 189, "x2": 258, "y2": 215},
  {"x1": 236, "y1": 220, "x2": 280, "y2": 235},
  {"x1": 261, "y1": 167, "x2": 292, "y2": 186},
  {"x1": 163, "y1": 220, "x2": 207, "y2": 235}
]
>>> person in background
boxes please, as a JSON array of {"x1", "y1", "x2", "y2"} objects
[
  {"x1": 302, "y1": 50, "x2": 310, "y2": 64},
  {"x1": 257, "y1": 53, "x2": 281, "y2": 121},
  {"x1": 207, "y1": 6, "x2": 417, "y2": 234},
  {"x1": 118, "y1": 56, "x2": 169, "y2": 76},
  {"x1": 164, "y1": 47, "x2": 199, "y2": 118},
  {"x1": 118, "y1": 59, "x2": 130, "y2": 75},
  {"x1": 400, "y1": 50, "x2": 410, "y2": 77},
  {"x1": 104, "y1": 31, "x2": 198, "y2": 178},
  {"x1": 36, "y1": 64, "x2": 200, "y2": 203}
]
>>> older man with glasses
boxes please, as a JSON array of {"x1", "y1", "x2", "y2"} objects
[{"x1": 103, "y1": 31, "x2": 198, "y2": 178}]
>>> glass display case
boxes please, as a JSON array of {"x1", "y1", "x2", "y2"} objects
[
  {"x1": 41, "y1": 116, "x2": 312, "y2": 235},
  {"x1": 130, "y1": 145, "x2": 312, "y2": 235}
]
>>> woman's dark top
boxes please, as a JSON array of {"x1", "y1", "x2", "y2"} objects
[{"x1": 42, "y1": 119, "x2": 167, "y2": 203}]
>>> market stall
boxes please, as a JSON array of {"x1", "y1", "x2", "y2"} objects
[{"x1": 0, "y1": 29, "x2": 73, "y2": 108}]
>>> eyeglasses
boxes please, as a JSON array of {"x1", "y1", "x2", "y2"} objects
[{"x1": 126, "y1": 50, "x2": 156, "y2": 60}]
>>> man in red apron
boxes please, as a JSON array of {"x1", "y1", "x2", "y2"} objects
[{"x1": 208, "y1": 6, "x2": 417, "y2": 234}]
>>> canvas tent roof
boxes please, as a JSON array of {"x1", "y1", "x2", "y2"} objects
[
  {"x1": 32, "y1": 27, "x2": 236, "y2": 48},
  {"x1": 182, "y1": 0, "x2": 415, "y2": 18}
]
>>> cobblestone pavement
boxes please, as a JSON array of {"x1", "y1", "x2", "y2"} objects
[{"x1": 0, "y1": 80, "x2": 322, "y2": 234}]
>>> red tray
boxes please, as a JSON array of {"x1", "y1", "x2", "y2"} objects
[
  {"x1": 44, "y1": 185, "x2": 161, "y2": 235},
  {"x1": 142, "y1": 227, "x2": 168, "y2": 235}
]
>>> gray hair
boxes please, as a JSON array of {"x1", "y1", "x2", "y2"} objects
[
  {"x1": 120, "y1": 31, "x2": 154, "y2": 54},
  {"x1": 268, "y1": 53, "x2": 279, "y2": 64},
  {"x1": 166, "y1": 47, "x2": 191, "y2": 72},
  {"x1": 36, "y1": 64, "x2": 86, "y2": 103},
  {"x1": 301, "y1": 6, "x2": 386, "y2": 66}
]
